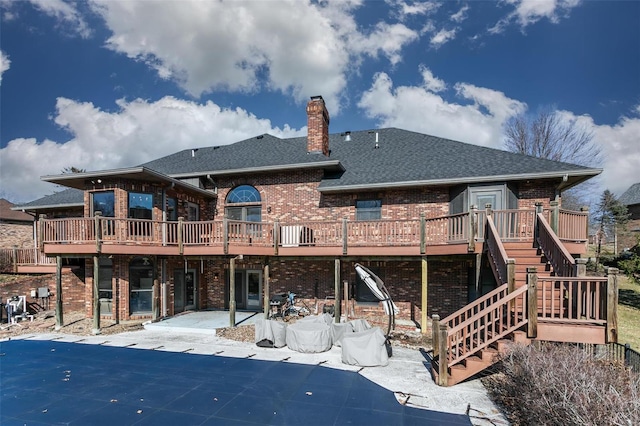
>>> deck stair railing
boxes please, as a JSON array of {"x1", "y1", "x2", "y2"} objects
[
  {"x1": 485, "y1": 215, "x2": 515, "y2": 288},
  {"x1": 536, "y1": 213, "x2": 575, "y2": 277}
]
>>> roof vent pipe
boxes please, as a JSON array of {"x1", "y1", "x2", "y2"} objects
[
  {"x1": 375, "y1": 132, "x2": 379, "y2": 149},
  {"x1": 191, "y1": 149, "x2": 199, "y2": 158},
  {"x1": 344, "y1": 131, "x2": 351, "y2": 142}
]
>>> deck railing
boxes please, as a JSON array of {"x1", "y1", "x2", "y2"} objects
[
  {"x1": 485, "y1": 216, "x2": 511, "y2": 287},
  {"x1": 557, "y1": 209, "x2": 589, "y2": 242},
  {"x1": 0, "y1": 248, "x2": 56, "y2": 271},
  {"x1": 536, "y1": 213, "x2": 576, "y2": 277},
  {"x1": 536, "y1": 276, "x2": 608, "y2": 323},
  {"x1": 36, "y1": 208, "x2": 589, "y2": 256}
]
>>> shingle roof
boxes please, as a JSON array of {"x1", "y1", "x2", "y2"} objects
[
  {"x1": 140, "y1": 128, "x2": 600, "y2": 191},
  {"x1": 0, "y1": 199, "x2": 33, "y2": 221},
  {"x1": 15, "y1": 188, "x2": 84, "y2": 211},
  {"x1": 619, "y1": 183, "x2": 640, "y2": 206}
]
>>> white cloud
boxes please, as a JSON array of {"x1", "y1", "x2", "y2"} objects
[
  {"x1": 573, "y1": 108, "x2": 640, "y2": 196},
  {"x1": 346, "y1": 22, "x2": 420, "y2": 66},
  {"x1": 430, "y1": 28, "x2": 457, "y2": 49},
  {"x1": 389, "y1": 0, "x2": 440, "y2": 19},
  {"x1": 450, "y1": 5, "x2": 469, "y2": 23},
  {"x1": 358, "y1": 68, "x2": 640, "y2": 197},
  {"x1": 0, "y1": 97, "x2": 305, "y2": 202},
  {"x1": 88, "y1": 0, "x2": 422, "y2": 113},
  {"x1": 0, "y1": 50, "x2": 10, "y2": 83},
  {"x1": 28, "y1": 0, "x2": 91, "y2": 38},
  {"x1": 490, "y1": 0, "x2": 582, "y2": 34},
  {"x1": 357, "y1": 67, "x2": 526, "y2": 148}
]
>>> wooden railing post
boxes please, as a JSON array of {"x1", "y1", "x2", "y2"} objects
[
  {"x1": 550, "y1": 201, "x2": 559, "y2": 235},
  {"x1": 334, "y1": 259, "x2": 341, "y2": 322},
  {"x1": 223, "y1": 217, "x2": 228, "y2": 255},
  {"x1": 12, "y1": 245, "x2": 18, "y2": 273},
  {"x1": 273, "y1": 219, "x2": 280, "y2": 255},
  {"x1": 420, "y1": 212, "x2": 426, "y2": 255},
  {"x1": 431, "y1": 314, "x2": 440, "y2": 354},
  {"x1": 92, "y1": 255, "x2": 100, "y2": 334},
  {"x1": 507, "y1": 259, "x2": 516, "y2": 306},
  {"x1": 534, "y1": 203, "x2": 543, "y2": 247},
  {"x1": 606, "y1": 267, "x2": 619, "y2": 343},
  {"x1": 575, "y1": 258, "x2": 587, "y2": 277},
  {"x1": 438, "y1": 324, "x2": 449, "y2": 386},
  {"x1": 38, "y1": 214, "x2": 46, "y2": 252},
  {"x1": 485, "y1": 203, "x2": 492, "y2": 217},
  {"x1": 527, "y1": 267, "x2": 538, "y2": 338},
  {"x1": 468, "y1": 205, "x2": 477, "y2": 252},
  {"x1": 581, "y1": 206, "x2": 590, "y2": 249},
  {"x1": 55, "y1": 255, "x2": 63, "y2": 331},
  {"x1": 178, "y1": 217, "x2": 184, "y2": 255},
  {"x1": 421, "y1": 256, "x2": 428, "y2": 334},
  {"x1": 342, "y1": 218, "x2": 348, "y2": 256},
  {"x1": 94, "y1": 212, "x2": 102, "y2": 254}
]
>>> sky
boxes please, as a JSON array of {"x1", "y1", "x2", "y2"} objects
[{"x1": 0, "y1": 0, "x2": 639, "y2": 204}]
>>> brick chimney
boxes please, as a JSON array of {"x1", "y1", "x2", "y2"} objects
[{"x1": 306, "y1": 95, "x2": 330, "y2": 156}]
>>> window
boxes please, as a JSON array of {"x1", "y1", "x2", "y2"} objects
[
  {"x1": 92, "y1": 191, "x2": 115, "y2": 217},
  {"x1": 129, "y1": 257, "x2": 154, "y2": 314},
  {"x1": 128, "y1": 192, "x2": 153, "y2": 219},
  {"x1": 186, "y1": 202, "x2": 199, "y2": 221},
  {"x1": 167, "y1": 198, "x2": 177, "y2": 221},
  {"x1": 98, "y1": 258, "x2": 113, "y2": 316},
  {"x1": 356, "y1": 199, "x2": 381, "y2": 221},
  {"x1": 225, "y1": 185, "x2": 262, "y2": 222}
]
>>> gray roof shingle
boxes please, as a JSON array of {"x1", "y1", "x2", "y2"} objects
[
  {"x1": 16, "y1": 188, "x2": 84, "y2": 210},
  {"x1": 140, "y1": 128, "x2": 599, "y2": 190},
  {"x1": 619, "y1": 183, "x2": 640, "y2": 206}
]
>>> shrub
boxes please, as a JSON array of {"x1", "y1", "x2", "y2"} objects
[{"x1": 484, "y1": 343, "x2": 640, "y2": 426}]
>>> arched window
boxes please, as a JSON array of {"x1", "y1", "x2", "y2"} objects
[
  {"x1": 225, "y1": 185, "x2": 262, "y2": 222},
  {"x1": 130, "y1": 257, "x2": 154, "y2": 314}
]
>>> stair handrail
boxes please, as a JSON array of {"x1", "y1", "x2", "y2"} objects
[
  {"x1": 485, "y1": 215, "x2": 512, "y2": 286},
  {"x1": 446, "y1": 285, "x2": 528, "y2": 367},
  {"x1": 441, "y1": 282, "x2": 510, "y2": 327},
  {"x1": 536, "y1": 213, "x2": 575, "y2": 277}
]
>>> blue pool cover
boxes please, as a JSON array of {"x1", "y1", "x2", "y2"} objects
[{"x1": 0, "y1": 339, "x2": 471, "y2": 425}]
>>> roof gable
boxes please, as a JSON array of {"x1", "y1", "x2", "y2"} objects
[{"x1": 619, "y1": 183, "x2": 640, "y2": 206}]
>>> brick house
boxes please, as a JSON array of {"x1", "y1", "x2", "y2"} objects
[
  {"x1": 0, "y1": 198, "x2": 34, "y2": 250},
  {"x1": 11, "y1": 96, "x2": 620, "y2": 385},
  {"x1": 619, "y1": 182, "x2": 640, "y2": 251}
]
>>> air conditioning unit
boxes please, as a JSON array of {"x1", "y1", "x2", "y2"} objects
[{"x1": 280, "y1": 226, "x2": 314, "y2": 247}]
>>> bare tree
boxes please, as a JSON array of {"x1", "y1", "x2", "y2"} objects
[
  {"x1": 61, "y1": 166, "x2": 86, "y2": 174},
  {"x1": 594, "y1": 190, "x2": 629, "y2": 268},
  {"x1": 504, "y1": 107, "x2": 602, "y2": 209}
]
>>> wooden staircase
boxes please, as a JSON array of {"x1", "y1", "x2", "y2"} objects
[{"x1": 431, "y1": 213, "x2": 615, "y2": 386}]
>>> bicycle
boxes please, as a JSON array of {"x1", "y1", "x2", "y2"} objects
[{"x1": 269, "y1": 291, "x2": 310, "y2": 321}]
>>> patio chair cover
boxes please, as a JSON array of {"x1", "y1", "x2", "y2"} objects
[
  {"x1": 348, "y1": 319, "x2": 372, "y2": 332},
  {"x1": 299, "y1": 313, "x2": 333, "y2": 326},
  {"x1": 331, "y1": 322, "x2": 354, "y2": 347},
  {"x1": 286, "y1": 321, "x2": 332, "y2": 353},
  {"x1": 341, "y1": 327, "x2": 389, "y2": 367},
  {"x1": 255, "y1": 319, "x2": 287, "y2": 348}
]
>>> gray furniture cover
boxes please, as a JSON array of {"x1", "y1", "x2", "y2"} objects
[
  {"x1": 299, "y1": 313, "x2": 333, "y2": 325},
  {"x1": 348, "y1": 318, "x2": 372, "y2": 332},
  {"x1": 331, "y1": 322, "x2": 354, "y2": 347},
  {"x1": 254, "y1": 319, "x2": 287, "y2": 348},
  {"x1": 341, "y1": 327, "x2": 389, "y2": 367},
  {"x1": 285, "y1": 321, "x2": 332, "y2": 353}
]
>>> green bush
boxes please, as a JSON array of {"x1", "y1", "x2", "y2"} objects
[{"x1": 485, "y1": 343, "x2": 640, "y2": 426}]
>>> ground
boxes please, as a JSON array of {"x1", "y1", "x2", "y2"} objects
[{"x1": 0, "y1": 309, "x2": 432, "y2": 351}]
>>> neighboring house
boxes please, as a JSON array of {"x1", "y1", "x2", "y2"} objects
[
  {"x1": 0, "y1": 198, "x2": 34, "y2": 249},
  {"x1": 619, "y1": 182, "x2": 640, "y2": 250},
  {"x1": 12, "y1": 96, "x2": 617, "y2": 386}
]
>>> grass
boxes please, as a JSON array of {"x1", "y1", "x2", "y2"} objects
[{"x1": 618, "y1": 275, "x2": 640, "y2": 351}]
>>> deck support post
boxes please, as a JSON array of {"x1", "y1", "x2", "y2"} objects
[
  {"x1": 178, "y1": 217, "x2": 184, "y2": 255},
  {"x1": 342, "y1": 218, "x2": 348, "y2": 256},
  {"x1": 420, "y1": 213, "x2": 426, "y2": 255},
  {"x1": 263, "y1": 263, "x2": 270, "y2": 319},
  {"x1": 55, "y1": 255, "x2": 63, "y2": 331},
  {"x1": 550, "y1": 201, "x2": 559, "y2": 235},
  {"x1": 152, "y1": 277, "x2": 160, "y2": 322},
  {"x1": 438, "y1": 324, "x2": 449, "y2": 386},
  {"x1": 94, "y1": 212, "x2": 102, "y2": 254},
  {"x1": 507, "y1": 259, "x2": 516, "y2": 310},
  {"x1": 334, "y1": 259, "x2": 341, "y2": 323},
  {"x1": 229, "y1": 256, "x2": 237, "y2": 327},
  {"x1": 38, "y1": 215, "x2": 46, "y2": 252},
  {"x1": 534, "y1": 203, "x2": 543, "y2": 247},
  {"x1": 468, "y1": 205, "x2": 477, "y2": 252},
  {"x1": 273, "y1": 220, "x2": 279, "y2": 256},
  {"x1": 12, "y1": 245, "x2": 17, "y2": 273},
  {"x1": 606, "y1": 267, "x2": 619, "y2": 343},
  {"x1": 223, "y1": 217, "x2": 229, "y2": 255},
  {"x1": 575, "y1": 258, "x2": 587, "y2": 277},
  {"x1": 421, "y1": 256, "x2": 428, "y2": 334},
  {"x1": 527, "y1": 267, "x2": 538, "y2": 338},
  {"x1": 431, "y1": 314, "x2": 440, "y2": 354},
  {"x1": 92, "y1": 255, "x2": 101, "y2": 334}
]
